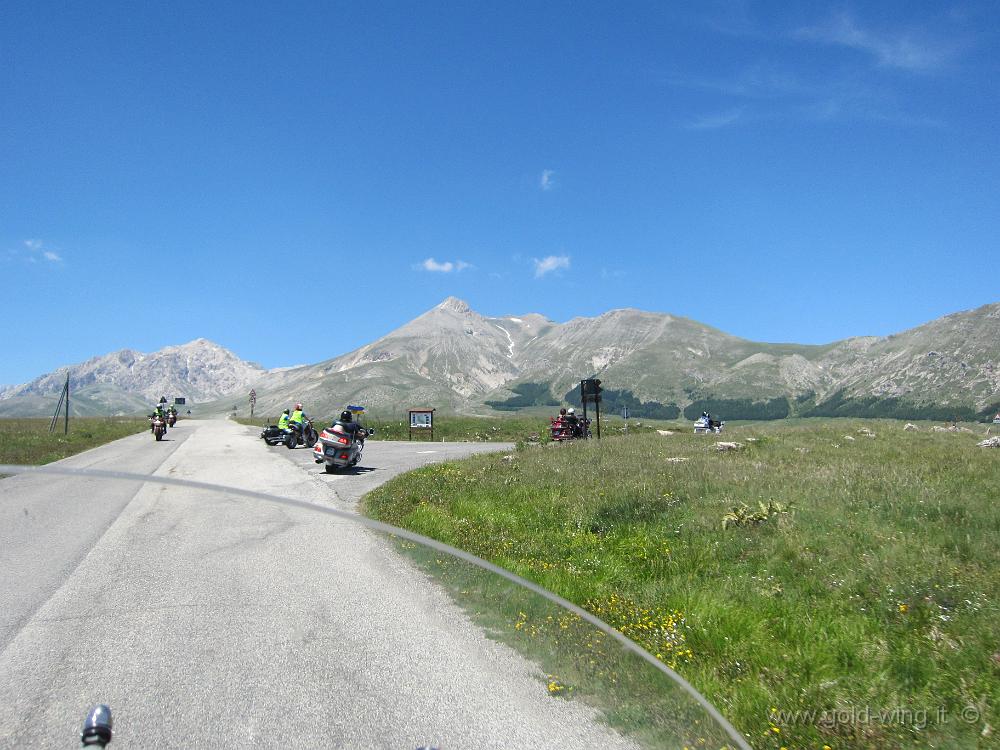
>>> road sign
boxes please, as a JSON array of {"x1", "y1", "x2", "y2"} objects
[{"x1": 409, "y1": 409, "x2": 435, "y2": 441}]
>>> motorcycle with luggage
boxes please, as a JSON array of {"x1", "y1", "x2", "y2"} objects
[
  {"x1": 549, "y1": 415, "x2": 591, "y2": 441},
  {"x1": 693, "y1": 415, "x2": 725, "y2": 434},
  {"x1": 313, "y1": 423, "x2": 374, "y2": 473}
]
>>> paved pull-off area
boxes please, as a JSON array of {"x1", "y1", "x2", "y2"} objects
[{"x1": 0, "y1": 419, "x2": 638, "y2": 748}]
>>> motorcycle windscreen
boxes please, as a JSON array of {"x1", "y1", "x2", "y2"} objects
[{"x1": 0, "y1": 466, "x2": 749, "y2": 749}]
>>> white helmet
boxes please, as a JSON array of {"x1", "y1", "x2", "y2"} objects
[{"x1": 567, "y1": 408, "x2": 575, "y2": 415}]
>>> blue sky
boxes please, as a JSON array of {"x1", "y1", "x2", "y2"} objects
[{"x1": 3, "y1": 1, "x2": 998, "y2": 385}]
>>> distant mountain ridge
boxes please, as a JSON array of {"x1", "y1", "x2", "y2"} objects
[
  {"x1": 214, "y1": 297, "x2": 1000, "y2": 420},
  {"x1": 2, "y1": 299, "x2": 997, "y2": 419},
  {"x1": 0, "y1": 339, "x2": 266, "y2": 416}
]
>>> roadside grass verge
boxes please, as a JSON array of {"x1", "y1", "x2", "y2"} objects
[
  {"x1": 0, "y1": 417, "x2": 151, "y2": 466},
  {"x1": 364, "y1": 419, "x2": 1000, "y2": 749},
  {"x1": 394, "y1": 538, "x2": 741, "y2": 748}
]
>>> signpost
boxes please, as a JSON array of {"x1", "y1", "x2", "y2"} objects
[
  {"x1": 580, "y1": 378, "x2": 603, "y2": 439},
  {"x1": 408, "y1": 409, "x2": 435, "y2": 441},
  {"x1": 249, "y1": 389, "x2": 257, "y2": 418}
]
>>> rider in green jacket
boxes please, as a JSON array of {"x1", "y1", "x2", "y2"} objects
[{"x1": 289, "y1": 403, "x2": 307, "y2": 429}]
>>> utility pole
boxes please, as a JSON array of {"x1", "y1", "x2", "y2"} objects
[{"x1": 49, "y1": 374, "x2": 69, "y2": 434}]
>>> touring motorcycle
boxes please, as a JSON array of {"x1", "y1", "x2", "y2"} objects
[
  {"x1": 260, "y1": 418, "x2": 318, "y2": 449},
  {"x1": 313, "y1": 423, "x2": 374, "y2": 472},
  {"x1": 549, "y1": 415, "x2": 592, "y2": 441},
  {"x1": 693, "y1": 416, "x2": 725, "y2": 434}
]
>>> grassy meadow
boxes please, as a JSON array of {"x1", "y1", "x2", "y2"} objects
[
  {"x1": 364, "y1": 419, "x2": 1000, "y2": 749},
  {"x1": 0, "y1": 417, "x2": 151, "y2": 466}
]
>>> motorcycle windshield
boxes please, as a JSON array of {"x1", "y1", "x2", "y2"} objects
[{"x1": 0, "y1": 465, "x2": 749, "y2": 749}]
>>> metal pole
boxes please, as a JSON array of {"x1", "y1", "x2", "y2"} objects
[
  {"x1": 64, "y1": 374, "x2": 69, "y2": 435},
  {"x1": 49, "y1": 384, "x2": 66, "y2": 433},
  {"x1": 595, "y1": 396, "x2": 601, "y2": 440}
]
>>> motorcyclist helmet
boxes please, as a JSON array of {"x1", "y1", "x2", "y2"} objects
[
  {"x1": 559, "y1": 408, "x2": 567, "y2": 416},
  {"x1": 567, "y1": 408, "x2": 575, "y2": 415},
  {"x1": 340, "y1": 410, "x2": 353, "y2": 422},
  {"x1": 295, "y1": 403, "x2": 303, "y2": 410},
  {"x1": 282, "y1": 409, "x2": 289, "y2": 414}
]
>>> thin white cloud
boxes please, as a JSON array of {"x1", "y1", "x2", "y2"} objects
[
  {"x1": 797, "y1": 12, "x2": 956, "y2": 72},
  {"x1": 685, "y1": 108, "x2": 745, "y2": 130},
  {"x1": 533, "y1": 255, "x2": 570, "y2": 278},
  {"x1": 420, "y1": 257, "x2": 471, "y2": 273},
  {"x1": 540, "y1": 169, "x2": 556, "y2": 191},
  {"x1": 6, "y1": 239, "x2": 64, "y2": 265}
]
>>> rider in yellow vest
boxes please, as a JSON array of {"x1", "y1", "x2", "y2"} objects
[
  {"x1": 277, "y1": 409, "x2": 291, "y2": 430},
  {"x1": 289, "y1": 403, "x2": 307, "y2": 429}
]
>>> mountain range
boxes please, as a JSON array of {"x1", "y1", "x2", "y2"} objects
[{"x1": 2, "y1": 298, "x2": 998, "y2": 420}]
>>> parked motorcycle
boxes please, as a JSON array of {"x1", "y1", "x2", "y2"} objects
[
  {"x1": 260, "y1": 419, "x2": 316, "y2": 449},
  {"x1": 287, "y1": 418, "x2": 318, "y2": 449},
  {"x1": 549, "y1": 416, "x2": 592, "y2": 441},
  {"x1": 151, "y1": 415, "x2": 166, "y2": 441},
  {"x1": 693, "y1": 416, "x2": 724, "y2": 434},
  {"x1": 260, "y1": 423, "x2": 286, "y2": 446},
  {"x1": 313, "y1": 424, "x2": 374, "y2": 472}
]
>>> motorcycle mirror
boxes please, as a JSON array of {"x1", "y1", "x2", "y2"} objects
[
  {"x1": 367, "y1": 427, "x2": 376, "y2": 435},
  {"x1": 80, "y1": 704, "x2": 113, "y2": 747}
]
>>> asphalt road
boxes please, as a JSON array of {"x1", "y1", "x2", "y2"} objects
[{"x1": 0, "y1": 419, "x2": 640, "y2": 748}]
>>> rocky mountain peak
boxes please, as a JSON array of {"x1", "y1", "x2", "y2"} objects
[{"x1": 436, "y1": 296, "x2": 472, "y2": 314}]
